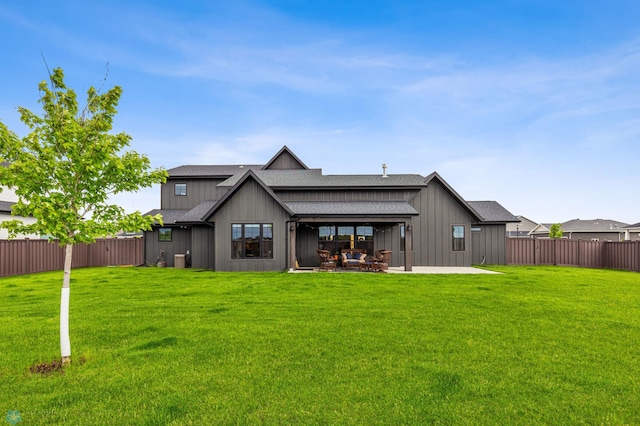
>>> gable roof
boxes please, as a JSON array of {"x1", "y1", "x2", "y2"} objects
[
  {"x1": 424, "y1": 172, "x2": 483, "y2": 221},
  {"x1": 262, "y1": 145, "x2": 309, "y2": 170},
  {"x1": 468, "y1": 201, "x2": 519, "y2": 223},
  {"x1": 203, "y1": 169, "x2": 294, "y2": 220}
]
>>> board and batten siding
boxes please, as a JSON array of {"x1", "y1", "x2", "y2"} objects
[
  {"x1": 144, "y1": 227, "x2": 192, "y2": 267},
  {"x1": 411, "y1": 180, "x2": 475, "y2": 266},
  {"x1": 265, "y1": 151, "x2": 306, "y2": 169},
  {"x1": 212, "y1": 179, "x2": 291, "y2": 271},
  {"x1": 161, "y1": 178, "x2": 225, "y2": 209},
  {"x1": 471, "y1": 224, "x2": 507, "y2": 265},
  {"x1": 191, "y1": 225, "x2": 215, "y2": 269},
  {"x1": 373, "y1": 224, "x2": 404, "y2": 267}
]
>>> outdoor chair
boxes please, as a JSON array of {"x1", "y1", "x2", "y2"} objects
[
  {"x1": 374, "y1": 250, "x2": 392, "y2": 270},
  {"x1": 317, "y1": 249, "x2": 336, "y2": 271}
]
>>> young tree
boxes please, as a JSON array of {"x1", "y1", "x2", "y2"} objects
[
  {"x1": 0, "y1": 68, "x2": 167, "y2": 364},
  {"x1": 549, "y1": 223, "x2": 564, "y2": 239}
]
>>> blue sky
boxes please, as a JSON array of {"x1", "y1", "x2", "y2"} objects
[{"x1": 1, "y1": 0, "x2": 639, "y2": 224}]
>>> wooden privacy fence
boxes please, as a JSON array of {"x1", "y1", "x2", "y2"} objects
[
  {"x1": 0, "y1": 238, "x2": 144, "y2": 278},
  {"x1": 507, "y1": 238, "x2": 640, "y2": 272}
]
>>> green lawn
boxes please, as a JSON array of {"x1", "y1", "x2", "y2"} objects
[{"x1": 1, "y1": 266, "x2": 639, "y2": 425}]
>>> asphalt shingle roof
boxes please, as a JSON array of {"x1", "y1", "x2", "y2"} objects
[
  {"x1": 468, "y1": 201, "x2": 519, "y2": 223},
  {"x1": 219, "y1": 169, "x2": 426, "y2": 187},
  {"x1": 144, "y1": 209, "x2": 189, "y2": 225},
  {"x1": 167, "y1": 164, "x2": 262, "y2": 177},
  {"x1": 178, "y1": 200, "x2": 218, "y2": 222},
  {"x1": 561, "y1": 219, "x2": 629, "y2": 232},
  {"x1": 284, "y1": 201, "x2": 419, "y2": 216}
]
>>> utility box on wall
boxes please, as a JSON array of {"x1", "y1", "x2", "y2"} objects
[{"x1": 174, "y1": 254, "x2": 186, "y2": 268}]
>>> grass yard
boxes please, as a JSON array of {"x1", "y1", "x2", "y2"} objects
[{"x1": 1, "y1": 266, "x2": 639, "y2": 425}]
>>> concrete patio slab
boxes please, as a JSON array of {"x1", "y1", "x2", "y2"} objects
[{"x1": 289, "y1": 266, "x2": 501, "y2": 274}]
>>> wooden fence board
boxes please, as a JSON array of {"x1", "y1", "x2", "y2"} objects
[
  {"x1": 0, "y1": 238, "x2": 144, "y2": 277},
  {"x1": 507, "y1": 238, "x2": 639, "y2": 272}
]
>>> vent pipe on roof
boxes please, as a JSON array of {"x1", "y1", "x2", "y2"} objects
[{"x1": 382, "y1": 163, "x2": 388, "y2": 178}]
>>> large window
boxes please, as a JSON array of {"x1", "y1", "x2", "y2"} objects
[
  {"x1": 158, "y1": 228, "x2": 172, "y2": 242},
  {"x1": 337, "y1": 226, "x2": 355, "y2": 250},
  {"x1": 232, "y1": 223, "x2": 273, "y2": 259},
  {"x1": 174, "y1": 183, "x2": 187, "y2": 196},
  {"x1": 318, "y1": 225, "x2": 335, "y2": 251},
  {"x1": 356, "y1": 226, "x2": 373, "y2": 253},
  {"x1": 452, "y1": 225, "x2": 465, "y2": 251}
]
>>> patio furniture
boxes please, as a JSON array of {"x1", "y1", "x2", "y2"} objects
[
  {"x1": 317, "y1": 250, "x2": 336, "y2": 271},
  {"x1": 358, "y1": 259, "x2": 384, "y2": 272},
  {"x1": 374, "y1": 250, "x2": 392, "y2": 271},
  {"x1": 340, "y1": 249, "x2": 366, "y2": 269}
]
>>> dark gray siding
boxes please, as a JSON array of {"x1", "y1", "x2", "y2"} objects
[
  {"x1": 191, "y1": 225, "x2": 215, "y2": 269},
  {"x1": 276, "y1": 189, "x2": 417, "y2": 202},
  {"x1": 265, "y1": 151, "x2": 305, "y2": 169},
  {"x1": 161, "y1": 178, "x2": 224, "y2": 209},
  {"x1": 213, "y1": 179, "x2": 291, "y2": 271},
  {"x1": 144, "y1": 227, "x2": 192, "y2": 267},
  {"x1": 411, "y1": 181, "x2": 475, "y2": 266},
  {"x1": 471, "y1": 224, "x2": 507, "y2": 265},
  {"x1": 295, "y1": 225, "x2": 318, "y2": 267},
  {"x1": 373, "y1": 224, "x2": 404, "y2": 267}
]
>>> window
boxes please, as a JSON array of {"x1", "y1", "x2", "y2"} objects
[
  {"x1": 158, "y1": 227, "x2": 172, "y2": 242},
  {"x1": 452, "y1": 225, "x2": 465, "y2": 251},
  {"x1": 337, "y1": 226, "x2": 355, "y2": 250},
  {"x1": 356, "y1": 226, "x2": 373, "y2": 253},
  {"x1": 231, "y1": 223, "x2": 273, "y2": 259},
  {"x1": 174, "y1": 183, "x2": 187, "y2": 196}
]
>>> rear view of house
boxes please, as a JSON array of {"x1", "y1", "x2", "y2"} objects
[{"x1": 144, "y1": 146, "x2": 518, "y2": 271}]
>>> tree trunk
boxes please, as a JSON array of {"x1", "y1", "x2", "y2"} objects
[{"x1": 61, "y1": 243, "x2": 73, "y2": 365}]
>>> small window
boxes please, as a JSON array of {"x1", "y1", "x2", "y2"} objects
[
  {"x1": 158, "y1": 228, "x2": 172, "y2": 242},
  {"x1": 174, "y1": 183, "x2": 187, "y2": 196},
  {"x1": 471, "y1": 227, "x2": 482, "y2": 232},
  {"x1": 452, "y1": 225, "x2": 465, "y2": 251}
]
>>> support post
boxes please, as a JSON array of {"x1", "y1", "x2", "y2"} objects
[
  {"x1": 404, "y1": 221, "x2": 413, "y2": 272},
  {"x1": 288, "y1": 222, "x2": 297, "y2": 271}
]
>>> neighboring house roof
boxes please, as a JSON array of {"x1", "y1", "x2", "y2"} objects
[
  {"x1": 0, "y1": 200, "x2": 15, "y2": 213},
  {"x1": 284, "y1": 201, "x2": 419, "y2": 216},
  {"x1": 561, "y1": 218, "x2": 629, "y2": 232},
  {"x1": 468, "y1": 201, "x2": 520, "y2": 223},
  {"x1": 623, "y1": 222, "x2": 640, "y2": 229}
]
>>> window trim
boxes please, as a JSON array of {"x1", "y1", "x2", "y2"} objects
[
  {"x1": 231, "y1": 223, "x2": 274, "y2": 259},
  {"x1": 158, "y1": 227, "x2": 172, "y2": 242},
  {"x1": 452, "y1": 225, "x2": 465, "y2": 252},
  {"x1": 174, "y1": 183, "x2": 187, "y2": 196}
]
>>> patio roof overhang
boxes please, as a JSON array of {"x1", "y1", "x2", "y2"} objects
[{"x1": 284, "y1": 201, "x2": 419, "y2": 220}]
